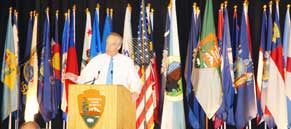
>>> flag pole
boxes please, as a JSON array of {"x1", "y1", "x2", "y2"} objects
[
  {"x1": 15, "y1": 8, "x2": 20, "y2": 129},
  {"x1": 206, "y1": 117, "x2": 208, "y2": 129},
  {"x1": 63, "y1": 11, "x2": 67, "y2": 129},
  {"x1": 9, "y1": 8, "x2": 13, "y2": 129},
  {"x1": 49, "y1": 121, "x2": 52, "y2": 129},
  {"x1": 141, "y1": 0, "x2": 147, "y2": 128},
  {"x1": 8, "y1": 113, "x2": 12, "y2": 129}
]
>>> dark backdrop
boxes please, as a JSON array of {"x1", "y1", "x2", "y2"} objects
[{"x1": 0, "y1": 0, "x2": 289, "y2": 129}]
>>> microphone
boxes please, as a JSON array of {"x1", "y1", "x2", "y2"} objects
[
  {"x1": 83, "y1": 70, "x2": 101, "y2": 84},
  {"x1": 83, "y1": 78, "x2": 96, "y2": 84}
]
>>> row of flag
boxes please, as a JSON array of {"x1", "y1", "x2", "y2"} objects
[
  {"x1": 1, "y1": 4, "x2": 114, "y2": 126},
  {"x1": 2, "y1": 0, "x2": 291, "y2": 129},
  {"x1": 182, "y1": 0, "x2": 291, "y2": 129}
]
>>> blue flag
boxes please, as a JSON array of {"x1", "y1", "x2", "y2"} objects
[
  {"x1": 283, "y1": 6, "x2": 291, "y2": 128},
  {"x1": 161, "y1": 1, "x2": 185, "y2": 128},
  {"x1": 1, "y1": 10, "x2": 19, "y2": 121},
  {"x1": 101, "y1": 12, "x2": 112, "y2": 53},
  {"x1": 159, "y1": 7, "x2": 170, "y2": 122},
  {"x1": 184, "y1": 6, "x2": 204, "y2": 129},
  {"x1": 51, "y1": 11, "x2": 61, "y2": 118},
  {"x1": 61, "y1": 12, "x2": 70, "y2": 120},
  {"x1": 231, "y1": 8, "x2": 239, "y2": 63},
  {"x1": 256, "y1": 6, "x2": 267, "y2": 122},
  {"x1": 20, "y1": 12, "x2": 33, "y2": 110},
  {"x1": 234, "y1": 4, "x2": 257, "y2": 128},
  {"x1": 215, "y1": 6, "x2": 235, "y2": 126},
  {"x1": 90, "y1": 9, "x2": 101, "y2": 58},
  {"x1": 37, "y1": 11, "x2": 55, "y2": 122}
]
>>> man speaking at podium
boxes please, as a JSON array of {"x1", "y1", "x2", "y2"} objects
[{"x1": 65, "y1": 32, "x2": 141, "y2": 100}]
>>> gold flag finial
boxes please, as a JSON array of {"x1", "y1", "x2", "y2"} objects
[
  {"x1": 29, "y1": 11, "x2": 33, "y2": 16},
  {"x1": 220, "y1": 3, "x2": 224, "y2": 9},
  {"x1": 287, "y1": 4, "x2": 291, "y2": 9},
  {"x1": 234, "y1": 5, "x2": 238, "y2": 12},
  {"x1": 127, "y1": 3, "x2": 132, "y2": 11},
  {"x1": 151, "y1": 8, "x2": 154, "y2": 13},
  {"x1": 263, "y1": 5, "x2": 267, "y2": 11},
  {"x1": 193, "y1": 2, "x2": 197, "y2": 9},
  {"x1": 45, "y1": 7, "x2": 49, "y2": 13},
  {"x1": 106, "y1": 8, "x2": 109, "y2": 14},
  {"x1": 168, "y1": 0, "x2": 172, "y2": 9},
  {"x1": 72, "y1": 5, "x2": 76, "y2": 11},
  {"x1": 110, "y1": 8, "x2": 113, "y2": 16},
  {"x1": 14, "y1": 10, "x2": 18, "y2": 16},
  {"x1": 224, "y1": 1, "x2": 228, "y2": 8},
  {"x1": 147, "y1": 3, "x2": 151, "y2": 8},
  {"x1": 269, "y1": 1, "x2": 273, "y2": 6},
  {"x1": 197, "y1": 7, "x2": 200, "y2": 14},
  {"x1": 9, "y1": 7, "x2": 13, "y2": 13},
  {"x1": 85, "y1": 8, "x2": 89, "y2": 13},
  {"x1": 243, "y1": 0, "x2": 249, "y2": 6},
  {"x1": 56, "y1": 10, "x2": 59, "y2": 16},
  {"x1": 96, "y1": 3, "x2": 100, "y2": 9}
]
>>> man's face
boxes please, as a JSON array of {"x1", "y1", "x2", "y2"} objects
[{"x1": 106, "y1": 35, "x2": 121, "y2": 56}]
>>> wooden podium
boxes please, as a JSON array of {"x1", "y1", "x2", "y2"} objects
[{"x1": 68, "y1": 85, "x2": 136, "y2": 129}]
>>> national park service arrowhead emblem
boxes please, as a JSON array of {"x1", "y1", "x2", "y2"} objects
[{"x1": 78, "y1": 89, "x2": 105, "y2": 128}]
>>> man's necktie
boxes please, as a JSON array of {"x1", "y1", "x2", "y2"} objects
[{"x1": 106, "y1": 57, "x2": 113, "y2": 84}]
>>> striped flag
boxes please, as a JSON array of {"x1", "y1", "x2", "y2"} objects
[
  {"x1": 24, "y1": 13, "x2": 39, "y2": 122},
  {"x1": 81, "y1": 9, "x2": 92, "y2": 70},
  {"x1": 1, "y1": 9, "x2": 19, "y2": 121},
  {"x1": 146, "y1": 5, "x2": 160, "y2": 125},
  {"x1": 134, "y1": 0, "x2": 156, "y2": 128},
  {"x1": 161, "y1": 0, "x2": 185, "y2": 128}
]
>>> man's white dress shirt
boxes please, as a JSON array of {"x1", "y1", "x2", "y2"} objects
[{"x1": 77, "y1": 53, "x2": 142, "y2": 94}]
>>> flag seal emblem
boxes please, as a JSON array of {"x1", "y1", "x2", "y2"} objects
[{"x1": 78, "y1": 89, "x2": 105, "y2": 128}]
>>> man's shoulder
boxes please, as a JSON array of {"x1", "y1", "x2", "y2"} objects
[
  {"x1": 89, "y1": 54, "x2": 107, "y2": 62},
  {"x1": 92, "y1": 53, "x2": 107, "y2": 59},
  {"x1": 116, "y1": 54, "x2": 133, "y2": 62}
]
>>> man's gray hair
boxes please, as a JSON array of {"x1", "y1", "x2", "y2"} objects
[
  {"x1": 20, "y1": 121, "x2": 41, "y2": 129},
  {"x1": 106, "y1": 32, "x2": 123, "y2": 45}
]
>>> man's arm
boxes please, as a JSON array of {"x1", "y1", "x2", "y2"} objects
[{"x1": 64, "y1": 57, "x2": 98, "y2": 84}]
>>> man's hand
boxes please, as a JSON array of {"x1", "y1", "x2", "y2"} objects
[
  {"x1": 132, "y1": 92, "x2": 139, "y2": 102},
  {"x1": 62, "y1": 72, "x2": 79, "y2": 83}
]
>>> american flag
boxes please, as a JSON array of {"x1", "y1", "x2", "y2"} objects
[{"x1": 134, "y1": 0, "x2": 156, "y2": 128}]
